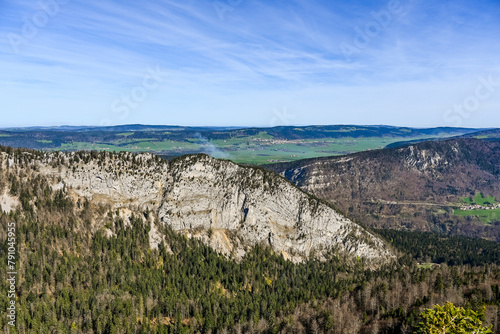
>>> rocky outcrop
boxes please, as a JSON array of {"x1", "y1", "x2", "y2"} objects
[
  {"x1": 6, "y1": 151, "x2": 395, "y2": 265},
  {"x1": 0, "y1": 191, "x2": 19, "y2": 213},
  {"x1": 158, "y1": 155, "x2": 393, "y2": 264}
]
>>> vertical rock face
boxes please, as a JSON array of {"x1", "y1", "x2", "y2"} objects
[
  {"x1": 11, "y1": 151, "x2": 396, "y2": 265},
  {"x1": 158, "y1": 155, "x2": 394, "y2": 264}
]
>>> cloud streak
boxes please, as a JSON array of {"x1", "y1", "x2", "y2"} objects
[{"x1": 1, "y1": 0, "x2": 499, "y2": 127}]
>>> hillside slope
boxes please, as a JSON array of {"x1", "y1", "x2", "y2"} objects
[
  {"x1": 267, "y1": 138, "x2": 500, "y2": 241},
  {"x1": 0, "y1": 147, "x2": 394, "y2": 265}
]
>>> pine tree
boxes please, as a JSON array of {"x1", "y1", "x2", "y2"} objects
[{"x1": 415, "y1": 302, "x2": 493, "y2": 334}]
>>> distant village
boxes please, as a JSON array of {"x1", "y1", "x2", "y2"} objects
[{"x1": 460, "y1": 203, "x2": 500, "y2": 211}]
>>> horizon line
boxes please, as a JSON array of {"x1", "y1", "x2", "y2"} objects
[{"x1": 0, "y1": 123, "x2": 494, "y2": 131}]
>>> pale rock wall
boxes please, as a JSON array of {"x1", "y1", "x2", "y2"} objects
[{"x1": 24, "y1": 152, "x2": 394, "y2": 265}]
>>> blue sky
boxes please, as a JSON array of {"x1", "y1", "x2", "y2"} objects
[{"x1": 1, "y1": 0, "x2": 499, "y2": 128}]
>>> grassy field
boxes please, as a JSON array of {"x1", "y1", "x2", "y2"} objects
[
  {"x1": 455, "y1": 193, "x2": 500, "y2": 224},
  {"x1": 462, "y1": 193, "x2": 498, "y2": 205},
  {"x1": 58, "y1": 139, "x2": 200, "y2": 153},
  {"x1": 454, "y1": 208, "x2": 500, "y2": 224},
  {"x1": 417, "y1": 263, "x2": 438, "y2": 269}
]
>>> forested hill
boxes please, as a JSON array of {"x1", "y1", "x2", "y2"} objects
[
  {"x1": 266, "y1": 138, "x2": 500, "y2": 242},
  {"x1": 0, "y1": 145, "x2": 500, "y2": 333},
  {"x1": 0, "y1": 146, "x2": 394, "y2": 265},
  {"x1": 385, "y1": 128, "x2": 500, "y2": 148},
  {"x1": 461, "y1": 128, "x2": 500, "y2": 140}
]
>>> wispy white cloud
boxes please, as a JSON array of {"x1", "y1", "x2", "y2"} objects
[{"x1": 1, "y1": 0, "x2": 499, "y2": 127}]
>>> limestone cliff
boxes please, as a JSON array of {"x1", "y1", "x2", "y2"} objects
[{"x1": 3, "y1": 150, "x2": 395, "y2": 265}]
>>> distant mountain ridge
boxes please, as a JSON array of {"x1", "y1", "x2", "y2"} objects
[
  {"x1": 460, "y1": 128, "x2": 500, "y2": 140},
  {"x1": 0, "y1": 123, "x2": 485, "y2": 133},
  {"x1": 0, "y1": 124, "x2": 245, "y2": 132},
  {"x1": 384, "y1": 128, "x2": 499, "y2": 149}
]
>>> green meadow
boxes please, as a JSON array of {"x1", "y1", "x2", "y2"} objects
[
  {"x1": 454, "y1": 208, "x2": 500, "y2": 225},
  {"x1": 455, "y1": 193, "x2": 500, "y2": 224}
]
